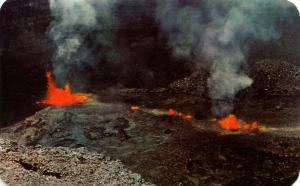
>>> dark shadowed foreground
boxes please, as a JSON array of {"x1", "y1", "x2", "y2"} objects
[{"x1": 0, "y1": 138, "x2": 153, "y2": 186}]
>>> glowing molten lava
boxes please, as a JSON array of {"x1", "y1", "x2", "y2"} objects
[
  {"x1": 218, "y1": 114, "x2": 259, "y2": 132},
  {"x1": 131, "y1": 105, "x2": 140, "y2": 111},
  {"x1": 168, "y1": 108, "x2": 193, "y2": 120},
  {"x1": 251, "y1": 122, "x2": 258, "y2": 129},
  {"x1": 168, "y1": 108, "x2": 176, "y2": 116},
  {"x1": 218, "y1": 114, "x2": 240, "y2": 131},
  {"x1": 40, "y1": 72, "x2": 89, "y2": 106},
  {"x1": 183, "y1": 114, "x2": 193, "y2": 120}
]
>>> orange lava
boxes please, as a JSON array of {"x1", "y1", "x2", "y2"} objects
[
  {"x1": 183, "y1": 114, "x2": 193, "y2": 120},
  {"x1": 242, "y1": 124, "x2": 250, "y2": 130},
  {"x1": 252, "y1": 122, "x2": 258, "y2": 129},
  {"x1": 168, "y1": 108, "x2": 193, "y2": 120},
  {"x1": 218, "y1": 114, "x2": 259, "y2": 132},
  {"x1": 131, "y1": 105, "x2": 140, "y2": 111},
  {"x1": 168, "y1": 108, "x2": 176, "y2": 116},
  {"x1": 218, "y1": 114, "x2": 240, "y2": 131},
  {"x1": 39, "y1": 72, "x2": 89, "y2": 106}
]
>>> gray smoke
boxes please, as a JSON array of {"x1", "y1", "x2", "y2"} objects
[
  {"x1": 156, "y1": 0, "x2": 292, "y2": 116},
  {"x1": 48, "y1": 0, "x2": 118, "y2": 87}
]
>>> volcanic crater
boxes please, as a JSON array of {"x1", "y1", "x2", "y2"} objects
[{"x1": 1, "y1": 0, "x2": 300, "y2": 185}]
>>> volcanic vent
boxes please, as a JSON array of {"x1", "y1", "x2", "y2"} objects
[
  {"x1": 39, "y1": 72, "x2": 90, "y2": 106},
  {"x1": 0, "y1": 0, "x2": 300, "y2": 185}
]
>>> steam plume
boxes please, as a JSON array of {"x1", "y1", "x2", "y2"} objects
[
  {"x1": 156, "y1": 0, "x2": 292, "y2": 116},
  {"x1": 48, "y1": 0, "x2": 118, "y2": 87}
]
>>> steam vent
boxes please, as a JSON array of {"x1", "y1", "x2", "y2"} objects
[{"x1": 0, "y1": 0, "x2": 300, "y2": 185}]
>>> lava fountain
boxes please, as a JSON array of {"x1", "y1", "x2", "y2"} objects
[
  {"x1": 39, "y1": 72, "x2": 90, "y2": 106},
  {"x1": 218, "y1": 114, "x2": 259, "y2": 132}
]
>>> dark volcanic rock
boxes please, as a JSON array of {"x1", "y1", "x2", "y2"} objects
[
  {"x1": 1, "y1": 101, "x2": 299, "y2": 186},
  {"x1": 169, "y1": 68, "x2": 210, "y2": 96},
  {"x1": 0, "y1": 138, "x2": 153, "y2": 186},
  {"x1": 235, "y1": 60, "x2": 300, "y2": 125},
  {"x1": 0, "y1": 0, "x2": 52, "y2": 127},
  {"x1": 169, "y1": 59, "x2": 300, "y2": 98},
  {"x1": 120, "y1": 59, "x2": 300, "y2": 120},
  {"x1": 247, "y1": 59, "x2": 300, "y2": 97}
]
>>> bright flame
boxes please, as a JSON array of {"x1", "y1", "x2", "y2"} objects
[
  {"x1": 168, "y1": 108, "x2": 176, "y2": 116},
  {"x1": 168, "y1": 108, "x2": 193, "y2": 120},
  {"x1": 131, "y1": 105, "x2": 140, "y2": 111},
  {"x1": 218, "y1": 114, "x2": 240, "y2": 131},
  {"x1": 39, "y1": 72, "x2": 90, "y2": 106},
  {"x1": 218, "y1": 114, "x2": 259, "y2": 132},
  {"x1": 251, "y1": 122, "x2": 258, "y2": 129}
]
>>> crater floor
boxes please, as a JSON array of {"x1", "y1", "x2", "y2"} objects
[{"x1": 1, "y1": 100, "x2": 299, "y2": 185}]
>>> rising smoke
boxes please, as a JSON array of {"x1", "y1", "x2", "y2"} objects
[
  {"x1": 48, "y1": 0, "x2": 294, "y2": 115},
  {"x1": 155, "y1": 0, "x2": 292, "y2": 116},
  {"x1": 48, "y1": 0, "x2": 118, "y2": 88}
]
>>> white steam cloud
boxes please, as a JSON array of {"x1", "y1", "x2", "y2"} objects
[
  {"x1": 48, "y1": 0, "x2": 118, "y2": 87},
  {"x1": 156, "y1": 0, "x2": 292, "y2": 116},
  {"x1": 48, "y1": 0, "x2": 296, "y2": 115}
]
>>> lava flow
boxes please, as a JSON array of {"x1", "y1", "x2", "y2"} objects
[
  {"x1": 131, "y1": 105, "x2": 140, "y2": 111},
  {"x1": 130, "y1": 106, "x2": 193, "y2": 120},
  {"x1": 39, "y1": 72, "x2": 90, "y2": 106},
  {"x1": 167, "y1": 108, "x2": 193, "y2": 120},
  {"x1": 218, "y1": 114, "x2": 258, "y2": 132}
]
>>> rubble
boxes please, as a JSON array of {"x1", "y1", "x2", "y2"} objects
[
  {"x1": 247, "y1": 59, "x2": 300, "y2": 97},
  {"x1": 0, "y1": 138, "x2": 154, "y2": 186},
  {"x1": 169, "y1": 59, "x2": 300, "y2": 97}
]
